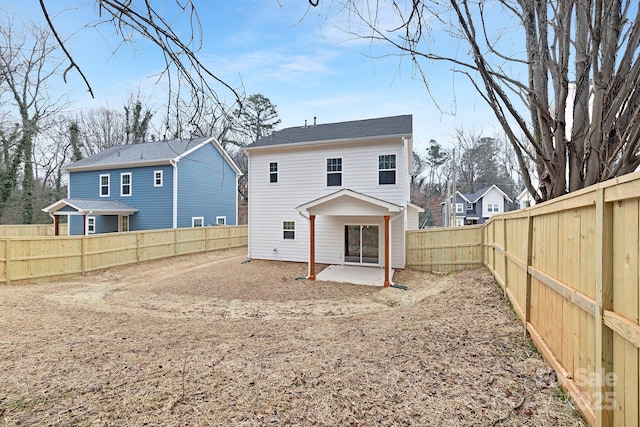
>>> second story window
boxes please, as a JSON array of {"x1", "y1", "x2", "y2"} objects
[
  {"x1": 327, "y1": 158, "x2": 342, "y2": 186},
  {"x1": 154, "y1": 170, "x2": 163, "y2": 187},
  {"x1": 378, "y1": 154, "x2": 396, "y2": 185},
  {"x1": 100, "y1": 174, "x2": 110, "y2": 197},
  {"x1": 121, "y1": 172, "x2": 132, "y2": 196},
  {"x1": 466, "y1": 202, "x2": 473, "y2": 211},
  {"x1": 269, "y1": 162, "x2": 278, "y2": 183},
  {"x1": 487, "y1": 203, "x2": 500, "y2": 213},
  {"x1": 455, "y1": 203, "x2": 464, "y2": 213}
]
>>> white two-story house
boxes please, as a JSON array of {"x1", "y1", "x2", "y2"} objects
[{"x1": 244, "y1": 115, "x2": 423, "y2": 286}]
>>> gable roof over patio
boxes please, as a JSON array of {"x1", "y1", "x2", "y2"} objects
[
  {"x1": 42, "y1": 198, "x2": 138, "y2": 216},
  {"x1": 296, "y1": 189, "x2": 403, "y2": 216}
]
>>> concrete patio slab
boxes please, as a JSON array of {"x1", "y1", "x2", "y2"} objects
[{"x1": 316, "y1": 265, "x2": 394, "y2": 287}]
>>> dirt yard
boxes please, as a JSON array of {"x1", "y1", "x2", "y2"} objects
[{"x1": 0, "y1": 247, "x2": 585, "y2": 426}]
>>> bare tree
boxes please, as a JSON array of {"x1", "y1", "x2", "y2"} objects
[
  {"x1": 38, "y1": 1, "x2": 242, "y2": 130},
  {"x1": 0, "y1": 16, "x2": 67, "y2": 223},
  {"x1": 313, "y1": 1, "x2": 640, "y2": 201}
]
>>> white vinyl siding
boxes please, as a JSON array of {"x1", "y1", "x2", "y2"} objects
[
  {"x1": 247, "y1": 138, "x2": 409, "y2": 267},
  {"x1": 99, "y1": 174, "x2": 110, "y2": 197}
]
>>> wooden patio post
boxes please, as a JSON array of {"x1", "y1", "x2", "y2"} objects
[
  {"x1": 384, "y1": 215, "x2": 390, "y2": 287},
  {"x1": 309, "y1": 215, "x2": 316, "y2": 280},
  {"x1": 54, "y1": 215, "x2": 59, "y2": 236}
]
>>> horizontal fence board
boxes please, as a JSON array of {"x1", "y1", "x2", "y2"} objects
[{"x1": 0, "y1": 225, "x2": 247, "y2": 285}]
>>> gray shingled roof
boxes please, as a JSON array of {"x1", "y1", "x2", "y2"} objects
[
  {"x1": 42, "y1": 198, "x2": 138, "y2": 214},
  {"x1": 246, "y1": 115, "x2": 412, "y2": 149},
  {"x1": 65, "y1": 137, "x2": 210, "y2": 170}
]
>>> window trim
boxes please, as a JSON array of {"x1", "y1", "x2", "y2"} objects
[
  {"x1": 455, "y1": 203, "x2": 464, "y2": 213},
  {"x1": 99, "y1": 174, "x2": 110, "y2": 197},
  {"x1": 192, "y1": 217, "x2": 204, "y2": 227},
  {"x1": 269, "y1": 162, "x2": 278, "y2": 183},
  {"x1": 378, "y1": 154, "x2": 396, "y2": 185},
  {"x1": 466, "y1": 202, "x2": 473, "y2": 211},
  {"x1": 121, "y1": 172, "x2": 132, "y2": 197},
  {"x1": 326, "y1": 157, "x2": 343, "y2": 187},
  {"x1": 283, "y1": 221, "x2": 295, "y2": 240},
  {"x1": 87, "y1": 216, "x2": 96, "y2": 234},
  {"x1": 216, "y1": 216, "x2": 226, "y2": 225},
  {"x1": 153, "y1": 170, "x2": 163, "y2": 187},
  {"x1": 487, "y1": 203, "x2": 500, "y2": 213}
]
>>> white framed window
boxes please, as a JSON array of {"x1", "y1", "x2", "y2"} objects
[
  {"x1": 455, "y1": 218, "x2": 465, "y2": 227},
  {"x1": 154, "y1": 170, "x2": 163, "y2": 187},
  {"x1": 283, "y1": 221, "x2": 295, "y2": 240},
  {"x1": 120, "y1": 215, "x2": 129, "y2": 232},
  {"x1": 99, "y1": 174, "x2": 110, "y2": 197},
  {"x1": 487, "y1": 203, "x2": 500, "y2": 213},
  {"x1": 327, "y1": 158, "x2": 342, "y2": 186},
  {"x1": 121, "y1": 172, "x2": 132, "y2": 196},
  {"x1": 192, "y1": 217, "x2": 204, "y2": 227},
  {"x1": 87, "y1": 216, "x2": 96, "y2": 234},
  {"x1": 216, "y1": 216, "x2": 226, "y2": 225},
  {"x1": 455, "y1": 203, "x2": 464, "y2": 213},
  {"x1": 378, "y1": 154, "x2": 396, "y2": 185},
  {"x1": 466, "y1": 202, "x2": 473, "y2": 210},
  {"x1": 269, "y1": 162, "x2": 278, "y2": 183}
]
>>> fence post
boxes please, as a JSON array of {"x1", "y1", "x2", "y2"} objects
[
  {"x1": 136, "y1": 232, "x2": 140, "y2": 263},
  {"x1": 594, "y1": 187, "x2": 614, "y2": 427},
  {"x1": 502, "y1": 215, "x2": 508, "y2": 292},
  {"x1": 81, "y1": 236, "x2": 86, "y2": 275},
  {"x1": 524, "y1": 211, "x2": 533, "y2": 336},
  {"x1": 5, "y1": 238, "x2": 10, "y2": 286}
]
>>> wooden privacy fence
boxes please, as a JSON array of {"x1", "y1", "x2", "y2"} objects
[
  {"x1": 0, "y1": 223, "x2": 68, "y2": 237},
  {"x1": 406, "y1": 171, "x2": 640, "y2": 426},
  {"x1": 0, "y1": 225, "x2": 247, "y2": 285},
  {"x1": 483, "y1": 172, "x2": 640, "y2": 427},
  {"x1": 406, "y1": 226, "x2": 483, "y2": 273}
]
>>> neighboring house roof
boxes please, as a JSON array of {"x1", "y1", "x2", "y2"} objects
[
  {"x1": 65, "y1": 136, "x2": 242, "y2": 175},
  {"x1": 462, "y1": 185, "x2": 514, "y2": 204},
  {"x1": 441, "y1": 184, "x2": 514, "y2": 206},
  {"x1": 43, "y1": 198, "x2": 139, "y2": 215},
  {"x1": 245, "y1": 115, "x2": 412, "y2": 150}
]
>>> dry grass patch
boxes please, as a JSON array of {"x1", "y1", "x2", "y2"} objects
[{"x1": 0, "y1": 248, "x2": 585, "y2": 426}]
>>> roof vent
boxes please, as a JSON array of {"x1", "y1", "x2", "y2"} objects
[
  {"x1": 140, "y1": 153, "x2": 143, "y2": 159},
  {"x1": 304, "y1": 119, "x2": 307, "y2": 127},
  {"x1": 314, "y1": 116, "x2": 317, "y2": 126},
  {"x1": 117, "y1": 151, "x2": 120, "y2": 157}
]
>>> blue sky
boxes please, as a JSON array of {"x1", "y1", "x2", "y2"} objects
[{"x1": 5, "y1": 1, "x2": 502, "y2": 153}]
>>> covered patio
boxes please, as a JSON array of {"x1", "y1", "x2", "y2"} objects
[
  {"x1": 42, "y1": 198, "x2": 138, "y2": 235},
  {"x1": 296, "y1": 189, "x2": 404, "y2": 287}
]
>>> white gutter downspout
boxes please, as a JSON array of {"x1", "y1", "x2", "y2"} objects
[{"x1": 171, "y1": 160, "x2": 178, "y2": 228}]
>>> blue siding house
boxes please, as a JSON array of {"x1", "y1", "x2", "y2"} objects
[
  {"x1": 441, "y1": 184, "x2": 513, "y2": 226},
  {"x1": 43, "y1": 137, "x2": 241, "y2": 235}
]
